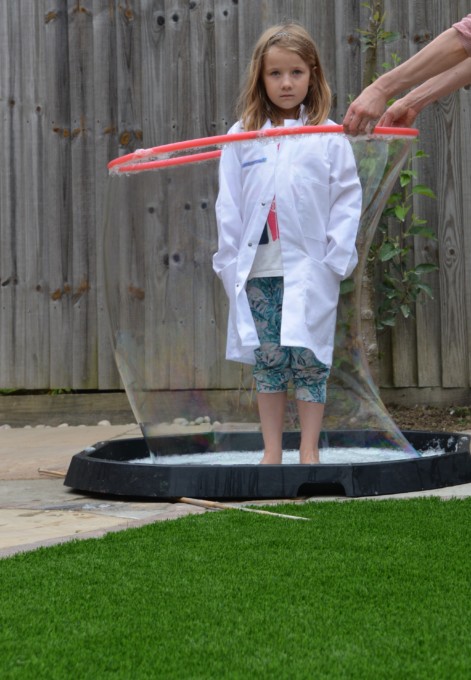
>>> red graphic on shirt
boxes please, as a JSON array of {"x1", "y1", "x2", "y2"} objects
[
  {"x1": 259, "y1": 199, "x2": 279, "y2": 245},
  {"x1": 267, "y1": 199, "x2": 279, "y2": 240}
]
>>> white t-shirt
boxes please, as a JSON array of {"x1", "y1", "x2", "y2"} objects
[{"x1": 248, "y1": 198, "x2": 283, "y2": 278}]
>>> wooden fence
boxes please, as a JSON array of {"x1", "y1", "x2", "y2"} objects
[{"x1": 0, "y1": 0, "x2": 470, "y2": 404}]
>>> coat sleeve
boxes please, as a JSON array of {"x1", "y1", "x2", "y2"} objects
[
  {"x1": 323, "y1": 137, "x2": 362, "y2": 279},
  {"x1": 213, "y1": 135, "x2": 243, "y2": 281}
]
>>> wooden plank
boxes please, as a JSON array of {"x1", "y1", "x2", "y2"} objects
[
  {"x1": 100, "y1": 173, "x2": 147, "y2": 398},
  {"x1": 384, "y1": 2, "x2": 418, "y2": 387},
  {"x1": 143, "y1": 170, "x2": 171, "y2": 390},
  {"x1": 213, "y1": 0, "x2": 239, "y2": 135},
  {"x1": 0, "y1": 0, "x2": 18, "y2": 387},
  {"x1": 0, "y1": 1, "x2": 34, "y2": 388},
  {"x1": 93, "y1": 0, "x2": 121, "y2": 389},
  {"x1": 188, "y1": 0, "x2": 219, "y2": 389},
  {"x1": 20, "y1": 0, "x2": 50, "y2": 388},
  {"x1": 163, "y1": 0, "x2": 192, "y2": 143},
  {"x1": 67, "y1": 0, "x2": 98, "y2": 388},
  {"x1": 333, "y1": 0, "x2": 364, "y2": 120},
  {"x1": 43, "y1": 0, "x2": 74, "y2": 389},
  {"x1": 213, "y1": 0, "x2": 243, "y2": 389},
  {"x1": 458, "y1": 86, "x2": 471, "y2": 387},
  {"x1": 106, "y1": 0, "x2": 146, "y2": 396},
  {"x1": 406, "y1": 0, "x2": 446, "y2": 388},
  {"x1": 455, "y1": 0, "x2": 471, "y2": 387},
  {"x1": 423, "y1": 3, "x2": 468, "y2": 388},
  {"x1": 303, "y1": 1, "x2": 337, "y2": 116},
  {"x1": 236, "y1": 0, "x2": 264, "y2": 82},
  {"x1": 160, "y1": 1, "x2": 194, "y2": 390},
  {"x1": 139, "y1": 0, "x2": 170, "y2": 392},
  {"x1": 140, "y1": 0, "x2": 166, "y2": 146},
  {"x1": 434, "y1": 102, "x2": 469, "y2": 387}
]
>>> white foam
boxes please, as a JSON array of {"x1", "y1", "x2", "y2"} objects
[{"x1": 128, "y1": 446, "x2": 446, "y2": 466}]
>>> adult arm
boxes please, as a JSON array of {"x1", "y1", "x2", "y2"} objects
[
  {"x1": 344, "y1": 27, "x2": 469, "y2": 134},
  {"x1": 378, "y1": 58, "x2": 471, "y2": 127}
]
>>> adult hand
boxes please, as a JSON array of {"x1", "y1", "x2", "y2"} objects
[
  {"x1": 378, "y1": 98, "x2": 420, "y2": 127},
  {"x1": 343, "y1": 83, "x2": 388, "y2": 135}
]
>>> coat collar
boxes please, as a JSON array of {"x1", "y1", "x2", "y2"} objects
[{"x1": 262, "y1": 104, "x2": 309, "y2": 129}]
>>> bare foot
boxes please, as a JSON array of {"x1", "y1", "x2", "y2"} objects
[
  {"x1": 259, "y1": 452, "x2": 282, "y2": 464},
  {"x1": 299, "y1": 451, "x2": 319, "y2": 465}
]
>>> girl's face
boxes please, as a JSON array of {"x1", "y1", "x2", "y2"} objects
[{"x1": 262, "y1": 46, "x2": 311, "y2": 119}]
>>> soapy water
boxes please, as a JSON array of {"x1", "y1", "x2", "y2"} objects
[{"x1": 129, "y1": 445, "x2": 446, "y2": 466}]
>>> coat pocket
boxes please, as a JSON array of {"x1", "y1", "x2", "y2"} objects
[
  {"x1": 304, "y1": 260, "x2": 341, "y2": 343},
  {"x1": 291, "y1": 172, "x2": 330, "y2": 243}
]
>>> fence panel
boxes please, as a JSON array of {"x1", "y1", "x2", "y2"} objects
[{"x1": 0, "y1": 0, "x2": 469, "y2": 403}]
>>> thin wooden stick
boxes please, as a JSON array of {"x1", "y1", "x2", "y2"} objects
[
  {"x1": 177, "y1": 496, "x2": 310, "y2": 521},
  {"x1": 38, "y1": 468, "x2": 67, "y2": 478}
]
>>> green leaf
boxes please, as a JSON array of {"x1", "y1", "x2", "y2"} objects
[
  {"x1": 406, "y1": 225, "x2": 437, "y2": 239},
  {"x1": 409, "y1": 216, "x2": 427, "y2": 226},
  {"x1": 414, "y1": 263, "x2": 439, "y2": 274},
  {"x1": 412, "y1": 184, "x2": 436, "y2": 198},
  {"x1": 404, "y1": 269, "x2": 419, "y2": 283},
  {"x1": 382, "y1": 272, "x2": 400, "y2": 288},
  {"x1": 400, "y1": 304, "x2": 412, "y2": 318},
  {"x1": 415, "y1": 282, "x2": 435, "y2": 298},
  {"x1": 382, "y1": 31, "x2": 401, "y2": 43},
  {"x1": 378, "y1": 241, "x2": 401, "y2": 261},
  {"x1": 340, "y1": 278, "x2": 355, "y2": 295},
  {"x1": 400, "y1": 170, "x2": 416, "y2": 187},
  {"x1": 394, "y1": 204, "x2": 410, "y2": 221}
]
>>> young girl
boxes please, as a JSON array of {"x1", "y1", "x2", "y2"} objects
[{"x1": 213, "y1": 23, "x2": 362, "y2": 464}]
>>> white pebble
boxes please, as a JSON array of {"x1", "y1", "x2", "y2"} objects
[
  {"x1": 58, "y1": 423, "x2": 69, "y2": 428},
  {"x1": 173, "y1": 417, "x2": 189, "y2": 426},
  {"x1": 1, "y1": 424, "x2": 11, "y2": 430},
  {"x1": 98, "y1": 420, "x2": 111, "y2": 426}
]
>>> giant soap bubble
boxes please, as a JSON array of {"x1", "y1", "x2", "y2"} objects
[
  {"x1": 104, "y1": 126, "x2": 418, "y2": 464},
  {"x1": 64, "y1": 126, "x2": 471, "y2": 498}
]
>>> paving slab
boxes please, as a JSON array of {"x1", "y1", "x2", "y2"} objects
[
  {"x1": 0, "y1": 423, "x2": 141, "y2": 479},
  {"x1": 0, "y1": 424, "x2": 207, "y2": 558}
]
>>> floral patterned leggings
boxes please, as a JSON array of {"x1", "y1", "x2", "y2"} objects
[{"x1": 246, "y1": 276, "x2": 330, "y2": 403}]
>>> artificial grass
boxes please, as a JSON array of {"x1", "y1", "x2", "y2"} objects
[{"x1": 1, "y1": 497, "x2": 470, "y2": 679}]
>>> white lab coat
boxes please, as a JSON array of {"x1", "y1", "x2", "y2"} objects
[{"x1": 213, "y1": 113, "x2": 362, "y2": 367}]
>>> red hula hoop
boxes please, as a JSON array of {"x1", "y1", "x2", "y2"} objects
[{"x1": 108, "y1": 125, "x2": 419, "y2": 174}]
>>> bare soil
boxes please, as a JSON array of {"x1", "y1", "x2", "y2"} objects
[{"x1": 387, "y1": 404, "x2": 471, "y2": 433}]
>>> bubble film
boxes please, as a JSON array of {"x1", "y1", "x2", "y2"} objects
[{"x1": 104, "y1": 128, "x2": 419, "y2": 462}]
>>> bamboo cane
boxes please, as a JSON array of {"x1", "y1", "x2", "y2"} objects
[
  {"x1": 38, "y1": 468, "x2": 67, "y2": 478},
  {"x1": 177, "y1": 496, "x2": 310, "y2": 520}
]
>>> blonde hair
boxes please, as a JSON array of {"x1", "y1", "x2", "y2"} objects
[{"x1": 237, "y1": 23, "x2": 331, "y2": 131}]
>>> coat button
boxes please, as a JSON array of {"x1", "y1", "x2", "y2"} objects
[{"x1": 248, "y1": 242, "x2": 253, "y2": 247}]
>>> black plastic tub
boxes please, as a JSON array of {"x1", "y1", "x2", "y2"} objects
[{"x1": 64, "y1": 430, "x2": 471, "y2": 499}]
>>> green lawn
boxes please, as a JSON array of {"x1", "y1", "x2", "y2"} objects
[{"x1": 1, "y1": 497, "x2": 470, "y2": 679}]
